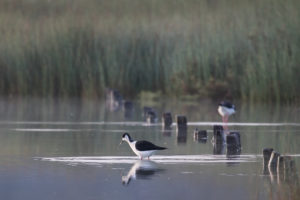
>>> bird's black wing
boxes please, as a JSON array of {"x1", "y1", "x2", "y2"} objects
[
  {"x1": 135, "y1": 140, "x2": 167, "y2": 151},
  {"x1": 220, "y1": 101, "x2": 235, "y2": 109}
]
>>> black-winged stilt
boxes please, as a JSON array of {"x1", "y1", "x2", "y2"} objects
[
  {"x1": 120, "y1": 133, "x2": 167, "y2": 160},
  {"x1": 218, "y1": 101, "x2": 235, "y2": 130}
]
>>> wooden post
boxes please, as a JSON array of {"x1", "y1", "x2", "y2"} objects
[
  {"x1": 213, "y1": 125, "x2": 223, "y2": 133},
  {"x1": 262, "y1": 148, "x2": 299, "y2": 184},
  {"x1": 176, "y1": 115, "x2": 187, "y2": 131},
  {"x1": 226, "y1": 131, "x2": 241, "y2": 156},
  {"x1": 162, "y1": 112, "x2": 172, "y2": 128},
  {"x1": 213, "y1": 143, "x2": 226, "y2": 155},
  {"x1": 276, "y1": 155, "x2": 298, "y2": 183},
  {"x1": 146, "y1": 110, "x2": 157, "y2": 123},
  {"x1": 106, "y1": 88, "x2": 123, "y2": 111},
  {"x1": 123, "y1": 101, "x2": 133, "y2": 119},
  {"x1": 212, "y1": 125, "x2": 225, "y2": 144},
  {"x1": 226, "y1": 132, "x2": 241, "y2": 147},
  {"x1": 277, "y1": 156, "x2": 285, "y2": 172},
  {"x1": 268, "y1": 151, "x2": 280, "y2": 169},
  {"x1": 143, "y1": 107, "x2": 157, "y2": 123},
  {"x1": 123, "y1": 101, "x2": 133, "y2": 111},
  {"x1": 227, "y1": 147, "x2": 241, "y2": 156},
  {"x1": 176, "y1": 115, "x2": 187, "y2": 143},
  {"x1": 263, "y1": 148, "x2": 274, "y2": 169},
  {"x1": 143, "y1": 107, "x2": 152, "y2": 118},
  {"x1": 194, "y1": 129, "x2": 207, "y2": 142}
]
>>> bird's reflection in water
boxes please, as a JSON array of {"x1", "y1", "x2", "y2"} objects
[{"x1": 122, "y1": 160, "x2": 165, "y2": 186}]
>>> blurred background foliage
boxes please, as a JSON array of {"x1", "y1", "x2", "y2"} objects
[{"x1": 0, "y1": 0, "x2": 299, "y2": 102}]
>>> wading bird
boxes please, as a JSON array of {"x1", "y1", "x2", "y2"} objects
[
  {"x1": 218, "y1": 101, "x2": 236, "y2": 130},
  {"x1": 120, "y1": 133, "x2": 167, "y2": 160}
]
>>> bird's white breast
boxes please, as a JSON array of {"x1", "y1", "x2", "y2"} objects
[
  {"x1": 128, "y1": 141, "x2": 156, "y2": 158},
  {"x1": 218, "y1": 106, "x2": 235, "y2": 117}
]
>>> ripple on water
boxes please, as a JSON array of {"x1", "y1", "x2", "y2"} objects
[{"x1": 38, "y1": 154, "x2": 260, "y2": 167}]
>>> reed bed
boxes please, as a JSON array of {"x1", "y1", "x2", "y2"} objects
[{"x1": 0, "y1": 0, "x2": 299, "y2": 102}]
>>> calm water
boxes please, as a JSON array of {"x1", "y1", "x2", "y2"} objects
[{"x1": 0, "y1": 97, "x2": 299, "y2": 200}]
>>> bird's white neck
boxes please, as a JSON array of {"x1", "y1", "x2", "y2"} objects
[
  {"x1": 124, "y1": 139, "x2": 136, "y2": 150},
  {"x1": 125, "y1": 138, "x2": 135, "y2": 145}
]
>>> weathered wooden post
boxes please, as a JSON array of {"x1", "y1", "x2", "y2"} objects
[
  {"x1": 123, "y1": 100, "x2": 133, "y2": 119},
  {"x1": 226, "y1": 132, "x2": 241, "y2": 147},
  {"x1": 143, "y1": 107, "x2": 152, "y2": 118},
  {"x1": 123, "y1": 101, "x2": 133, "y2": 111},
  {"x1": 106, "y1": 88, "x2": 123, "y2": 111},
  {"x1": 263, "y1": 148, "x2": 274, "y2": 169},
  {"x1": 106, "y1": 89, "x2": 123, "y2": 104},
  {"x1": 194, "y1": 128, "x2": 207, "y2": 143},
  {"x1": 176, "y1": 115, "x2": 187, "y2": 131},
  {"x1": 277, "y1": 156, "x2": 285, "y2": 174},
  {"x1": 212, "y1": 125, "x2": 225, "y2": 154},
  {"x1": 212, "y1": 125, "x2": 225, "y2": 144},
  {"x1": 268, "y1": 151, "x2": 280, "y2": 170},
  {"x1": 226, "y1": 132, "x2": 241, "y2": 155},
  {"x1": 213, "y1": 143, "x2": 226, "y2": 155},
  {"x1": 176, "y1": 115, "x2": 187, "y2": 143},
  {"x1": 146, "y1": 110, "x2": 157, "y2": 123},
  {"x1": 276, "y1": 155, "x2": 299, "y2": 184},
  {"x1": 162, "y1": 112, "x2": 173, "y2": 128},
  {"x1": 143, "y1": 107, "x2": 157, "y2": 123},
  {"x1": 213, "y1": 125, "x2": 223, "y2": 133},
  {"x1": 262, "y1": 148, "x2": 299, "y2": 184}
]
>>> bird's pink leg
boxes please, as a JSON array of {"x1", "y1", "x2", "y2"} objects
[
  {"x1": 224, "y1": 116, "x2": 229, "y2": 133},
  {"x1": 148, "y1": 157, "x2": 150, "y2": 160},
  {"x1": 222, "y1": 116, "x2": 226, "y2": 130}
]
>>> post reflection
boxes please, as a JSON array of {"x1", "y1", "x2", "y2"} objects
[
  {"x1": 122, "y1": 160, "x2": 165, "y2": 186},
  {"x1": 162, "y1": 127, "x2": 172, "y2": 137},
  {"x1": 176, "y1": 129, "x2": 187, "y2": 144},
  {"x1": 212, "y1": 142, "x2": 242, "y2": 166},
  {"x1": 264, "y1": 157, "x2": 300, "y2": 199},
  {"x1": 213, "y1": 143, "x2": 226, "y2": 155}
]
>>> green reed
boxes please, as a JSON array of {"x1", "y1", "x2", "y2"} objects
[{"x1": 0, "y1": 0, "x2": 299, "y2": 102}]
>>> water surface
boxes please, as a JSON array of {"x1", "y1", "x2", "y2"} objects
[{"x1": 0, "y1": 97, "x2": 299, "y2": 199}]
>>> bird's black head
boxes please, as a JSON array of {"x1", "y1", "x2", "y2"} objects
[
  {"x1": 122, "y1": 176, "x2": 131, "y2": 186},
  {"x1": 219, "y1": 101, "x2": 235, "y2": 109},
  {"x1": 122, "y1": 133, "x2": 133, "y2": 142}
]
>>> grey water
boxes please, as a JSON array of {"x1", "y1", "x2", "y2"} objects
[{"x1": 0, "y1": 97, "x2": 299, "y2": 200}]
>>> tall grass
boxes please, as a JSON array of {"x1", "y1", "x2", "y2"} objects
[{"x1": 0, "y1": 0, "x2": 299, "y2": 102}]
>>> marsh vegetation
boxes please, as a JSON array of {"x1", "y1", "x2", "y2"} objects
[{"x1": 0, "y1": 0, "x2": 299, "y2": 102}]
